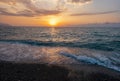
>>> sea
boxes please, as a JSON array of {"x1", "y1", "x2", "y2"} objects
[{"x1": 0, "y1": 26, "x2": 120, "y2": 72}]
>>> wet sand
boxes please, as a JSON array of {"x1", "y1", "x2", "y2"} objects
[{"x1": 0, "y1": 61, "x2": 120, "y2": 81}]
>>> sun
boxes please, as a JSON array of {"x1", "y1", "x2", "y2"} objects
[{"x1": 49, "y1": 18, "x2": 58, "y2": 26}]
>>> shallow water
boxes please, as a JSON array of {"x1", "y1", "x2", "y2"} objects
[{"x1": 0, "y1": 26, "x2": 120, "y2": 71}]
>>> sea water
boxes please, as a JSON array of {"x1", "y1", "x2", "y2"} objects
[{"x1": 0, "y1": 26, "x2": 120, "y2": 71}]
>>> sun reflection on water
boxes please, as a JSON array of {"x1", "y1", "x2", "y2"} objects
[{"x1": 49, "y1": 27, "x2": 58, "y2": 42}]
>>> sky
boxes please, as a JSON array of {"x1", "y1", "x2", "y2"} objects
[{"x1": 0, "y1": 0, "x2": 120, "y2": 26}]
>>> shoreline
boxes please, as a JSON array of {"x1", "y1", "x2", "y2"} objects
[{"x1": 1, "y1": 61, "x2": 120, "y2": 81}]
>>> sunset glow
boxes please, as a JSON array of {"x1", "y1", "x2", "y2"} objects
[
  {"x1": 0, "y1": 0, "x2": 119, "y2": 26},
  {"x1": 0, "y1": 1, "x2": 120, "y2": 81},
  {"x1": 49, "y1": 18, "x2": 58, "y2": 26}
]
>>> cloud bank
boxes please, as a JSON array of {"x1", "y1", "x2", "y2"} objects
[
  {"x1": 67, "y1": 0, "x2": 92, "y2": 4},
  {"x1": 0, "y1": 0, "x2": 92, "y2": 17},
  {"x1": 70, "y1": 10, "x2": 120, "y2": 16}
]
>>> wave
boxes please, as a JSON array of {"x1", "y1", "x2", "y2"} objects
[
  {"x1": 0, "y1": 42, "x2": 77, "y2": 64},
  {"x1": 0, "y1": 39, "x2": 119, "y2": 51},
  {"x1": 0, "y1": 42, "x2": 120, "y2": 72},
  {"x1": 60, "y1": 51, "x2": 120, "y2": 72}
]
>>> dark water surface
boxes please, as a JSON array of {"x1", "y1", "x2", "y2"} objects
[{"x1": 0, "y1": 26, "x2": 120, "y2": 71}]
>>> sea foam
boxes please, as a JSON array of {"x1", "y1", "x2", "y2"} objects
[
  {"x1": 0, "y1": 42, "x2": 120, "y2": 72},
  {"x1": 60, "y1": 51, "x2": 120, "y2": 72}
]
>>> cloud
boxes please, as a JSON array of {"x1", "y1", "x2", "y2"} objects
[
  {"x1": 0, "y1": 7, "x2": 62, "y2": 17},
  {"x1": 0, "y1": 0, "x2": 63, "y2": 17},
  {"x1": 0, "y1": 8, "x2": 33, "y2": 17},
  {"x1": 67, "y1": 0, "x2": 92, "y2": 4},
  {"x1": 0, "y1": 0, "x2": 92, "y2": 17},
  {"x1": 70, "y1": 10, "x2": 120, "y2": 16}
]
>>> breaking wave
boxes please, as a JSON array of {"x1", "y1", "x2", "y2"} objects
[
  {"x1": 60, "y1": 51, "x2": 120, "y2": 72},
  {"x1": 0, "y1": 39, "x2": 120, "y2": 51},
  {"x1": 0, "y1": 42, "x2": 120, "y2": 72}
]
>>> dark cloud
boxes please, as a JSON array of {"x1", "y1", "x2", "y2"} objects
[
  {"x1": 0, "y1": 8, "x2": 34, "y2": 17},
  {"x1": 0, "y1": 0, "x2": 63, "y2": 17},
  {"x1": 67, "y1": 0, "x2": 92, "y2": 4},
  {"x1": 70, "y1": 10, "x2": 120, "y2": 16},
  {"x1": 0, "y1": 0, "x2": 92, "y2": 17},
  {"x1": 0, "y1": 8, "x2": 62, "y2": 17}
]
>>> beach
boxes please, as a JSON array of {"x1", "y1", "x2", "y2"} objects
[{"x1": 1, "y1": 61, "x2": 120, "y2": 81}]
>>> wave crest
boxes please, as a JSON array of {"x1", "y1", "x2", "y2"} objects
[{"x1": 60, "y1": 51, "x2": 120, "y2": 72}]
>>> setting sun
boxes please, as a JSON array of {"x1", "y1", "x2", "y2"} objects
[{"x1": 49, "y1": 18, "x2": 58, "y2": 26}]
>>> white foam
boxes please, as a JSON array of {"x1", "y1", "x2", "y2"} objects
[
  {"x1": 0, "y1": 42, "x2": 120, "y2": 72},
  {"x1": 60, "y1": 51, "x2": 120, "y2": 72},
  {"x1": 0, "y1": 42, "x2": 76, "y2": 64}
]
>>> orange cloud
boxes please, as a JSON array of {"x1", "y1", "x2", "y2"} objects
[{"x1": 0, "y1": 0, "x2": 92, "y2": 17}]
